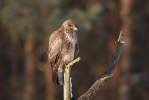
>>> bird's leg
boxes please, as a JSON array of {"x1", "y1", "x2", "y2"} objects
[{"x1": 64, "y1": 62, "x2": 68, "y2": 68}]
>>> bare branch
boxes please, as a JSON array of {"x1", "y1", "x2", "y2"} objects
[
  {"x1": 66, "y1": 57, "x2": 81, "y2": 69},
  {"x1": 77, "y1": 32, "x2": 124, "y2": 100},
  {"x1": 64, "y1": 57, "x2": 81, "y2": 100}
]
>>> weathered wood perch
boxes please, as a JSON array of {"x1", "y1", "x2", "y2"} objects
[
  {"x1": 64, "y1": 57, "x2": 81, "y2": 100},
  {"x1": 77, "y1": 31, "x2": 124, "y2": 100}
]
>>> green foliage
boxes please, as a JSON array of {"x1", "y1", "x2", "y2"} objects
[{"x1": 0, "y1": 0, "x2": 103, "y2": 42}]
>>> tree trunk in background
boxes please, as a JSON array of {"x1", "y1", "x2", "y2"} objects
[
  {"x1": 10, "y1": 42, "x2": 20, "y2": 100},
  {"x1": 119, "y1": 0, "x2": 132, "y2": 100},
  {"x1": 106, "y1": 0, "x2": 121, "y2": 100},
  {"x1": 24, "y1": 35, "x2": 36, "y2": 100},
  {"x1": 44, "y1": 64, "x2": 55, "y2": 100},
  {"x1": 131, "y1": 1, "x2": 149, "y2": 99}
]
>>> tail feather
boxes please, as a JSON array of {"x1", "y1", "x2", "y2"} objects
[
  {"x1": 58, "y1": 71, "x2": 64, "y2": 85},
  {"x1": 52, "y1": 69, "x2": 59, "y2": 84},
  {"x1": 52, "y1": 65, "x2": 64, "y2": 85}
]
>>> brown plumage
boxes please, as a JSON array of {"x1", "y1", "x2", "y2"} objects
[{"x1": 48, "y1": 20, "x2": 79, "y2": 85}]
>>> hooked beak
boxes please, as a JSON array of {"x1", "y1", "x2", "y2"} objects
[{"x1": 74, "y1": 27, "x2": 78, "y2": 31}]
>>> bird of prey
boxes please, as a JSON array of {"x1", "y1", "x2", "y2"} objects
[{"x1": 48, "y1": 20, "x2": 79, "y2": 85}]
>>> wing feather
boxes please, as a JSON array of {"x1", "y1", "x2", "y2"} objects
[
  {"x1": 48, "y1": 31, "x2": 63, "y2": 84},
  {"x1": 48, "y1": 30, "x2": 63, "y2": 63},
  {"x1": 75, "y1": 43, "x2": 79, "y2": 56}
]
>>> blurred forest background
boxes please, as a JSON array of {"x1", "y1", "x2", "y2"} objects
[{"x1": 0, "y1": 0, "x2": 149, "y2": 100}]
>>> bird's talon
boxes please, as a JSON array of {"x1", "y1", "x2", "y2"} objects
[{"x1": 64, "y1": 62, "x2": 68, "y2": 67}]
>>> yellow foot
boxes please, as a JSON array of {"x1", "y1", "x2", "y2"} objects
[{"x1": 64, "y1": 62, "x2": 68, "y2": 67}]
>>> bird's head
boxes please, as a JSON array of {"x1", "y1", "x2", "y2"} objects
[{"x1": 61, "y1": 20, "x2": 77, "y2": 33}]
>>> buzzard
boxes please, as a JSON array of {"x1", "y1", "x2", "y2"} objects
[{"x1": 48, "y1": 20, "x2": 79, "y2": 85}]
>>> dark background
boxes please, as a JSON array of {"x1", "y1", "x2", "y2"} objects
[{"x1": 0, "y1": 0, "x2": 149, "y2": 100}]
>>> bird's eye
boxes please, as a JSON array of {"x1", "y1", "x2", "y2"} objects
[{"x1": 69, "y1": 25, "x2": 73, "y2": 27}]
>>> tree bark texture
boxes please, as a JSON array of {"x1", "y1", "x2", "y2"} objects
[{"x1": 77, "y1": 32, "x2": 124, "y2": 100}]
